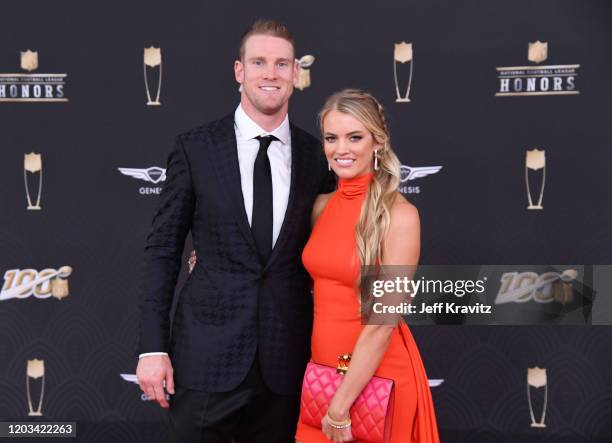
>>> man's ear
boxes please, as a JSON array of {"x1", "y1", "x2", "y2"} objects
[{"x1": 234, "y1": 60, "x2": 244, "y2": 85}]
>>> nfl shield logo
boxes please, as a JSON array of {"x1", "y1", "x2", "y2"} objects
[
  {"x1": 528, "y1": 41, "x2": 548, "y2": 64},
  {"x1": 20, "y1": 50, "x2": 38, "y2": 72}
]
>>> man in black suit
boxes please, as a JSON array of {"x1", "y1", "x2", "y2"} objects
[{"x1": 136, "y1": 19, "x2": 334, "y2": 443}]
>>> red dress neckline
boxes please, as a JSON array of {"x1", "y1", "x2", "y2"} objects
[{"x1": 337, "y1": 172, "x2": 374, "y2": 200}]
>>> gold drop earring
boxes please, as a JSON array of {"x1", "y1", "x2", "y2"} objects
[{"x1": 374, "y1": 150, "x2": 379, "y2": 171}]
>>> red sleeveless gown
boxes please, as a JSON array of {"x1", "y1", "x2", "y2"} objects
[{"x1": 295, "y1": 172, "x2": 440, "y2": 443}]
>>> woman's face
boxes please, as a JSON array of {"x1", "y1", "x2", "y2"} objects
[{"x1": 322, "y1": 110, "x2": 379, "y2": 179}]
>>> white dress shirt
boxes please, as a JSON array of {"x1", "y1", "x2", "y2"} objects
[
  {"x1": 139, "y1": 104, "x2": 292, "y2": 359},
  {"x1": 234, "y1": 103, "x2": 292, "y2": 246}
]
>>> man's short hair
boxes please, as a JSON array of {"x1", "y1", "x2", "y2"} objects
[{"x1": 239, "y1": 19, "x2": 295, "y2": 60}]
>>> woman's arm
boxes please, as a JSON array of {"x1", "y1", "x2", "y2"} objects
[{"x1": 327, "y1": 196, "x2": 420, "y2": 420}]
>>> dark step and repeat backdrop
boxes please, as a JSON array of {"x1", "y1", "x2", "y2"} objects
[{"x1": 1, "y1": 0, "x2": 611, "y2": 441}]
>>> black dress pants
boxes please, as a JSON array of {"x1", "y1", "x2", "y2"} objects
[{"x1": 168, "y1": 354, "x2": 301, "y2": 443}]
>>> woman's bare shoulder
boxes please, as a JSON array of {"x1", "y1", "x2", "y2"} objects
[
  {"x1": 383, "y1": 193, "x2": 421, "y2": 265},
  {"x1": 389, "y1": 193, "x2": 420, "y2": 232}
]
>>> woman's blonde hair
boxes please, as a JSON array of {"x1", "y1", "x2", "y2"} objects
[{"x1": 319, "y1": 89, "x2": 401, "y2": 291}]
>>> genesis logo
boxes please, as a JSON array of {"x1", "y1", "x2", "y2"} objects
[
  {"x1": 118, "y1": 166, "x2": 166, "y2": 195},
  {"x1": 399, "y1": 165, "x2": 442, "y2": 195}
]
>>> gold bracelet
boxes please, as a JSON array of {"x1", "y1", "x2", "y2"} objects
[{"x1": 325, "y1": 412, "x2": 352, "y2": 429}]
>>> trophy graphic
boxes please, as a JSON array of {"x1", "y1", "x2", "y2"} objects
[
  {"x1": 527, "y1": 366, "x2": 547, "y2": 428},
  {"x1": 295, "y1": 55, "x2": 315, "y2": 91},
  {"x1": 143, "y1": 46, "x2": 162, "y2": 106},
  {"x1": 24, "y1": 152, "x2": 43, "y2": 210},
  {"x1": 21, "y1": 50, "x2": 39, "y2": 72},
  {"x1": 393, "y1": 42, "x2": 413, "y2": 103},
  {"x1": 525, "y1": 149, "x2": 546, "y2": 210},
  {"x1": 528, "y1": 41, "x2": 548, "y2": 64},
  {"x1": 26, "y1": 359, "x2": 45, "y2": 416}
]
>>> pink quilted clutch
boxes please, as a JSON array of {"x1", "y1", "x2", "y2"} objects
[{"x1": 300, "y1": 360, "x2": 395, "y2": 443}]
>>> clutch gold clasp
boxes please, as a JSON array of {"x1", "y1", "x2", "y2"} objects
[{"x1": 336, "y1": 353, "x2": 352, "y2": 375}]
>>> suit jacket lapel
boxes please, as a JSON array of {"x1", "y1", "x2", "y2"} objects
[{"x1": 208, "y1": 114, "x2": 258, "y2": 254}]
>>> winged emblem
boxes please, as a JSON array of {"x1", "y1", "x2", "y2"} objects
[
  {"x1": 400, "y1": 165, "x2": 443, "y2": 183},
  {"x1": 118, "y1": 167, "x2": 167, "y2": 184}
]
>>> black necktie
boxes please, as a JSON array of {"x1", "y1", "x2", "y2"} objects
[{"x1": 252, "y1": 135, "x2": 277, "y2": 263}]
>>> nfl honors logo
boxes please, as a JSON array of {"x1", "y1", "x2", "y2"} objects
[
  {"x1": 0, "y1": 50, "x2": 68, "y2": 102},
  {"x1": 496, "y1": 41, "x2": 579, "y2": 97}
]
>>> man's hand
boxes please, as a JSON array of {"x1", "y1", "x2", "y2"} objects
[{"x1": 136, "y1": 355, "x2": 175, "y2": 408}]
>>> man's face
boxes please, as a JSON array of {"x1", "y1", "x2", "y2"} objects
[{"x1": 235, "y1": 34, "x2": 298, "y2": 116}]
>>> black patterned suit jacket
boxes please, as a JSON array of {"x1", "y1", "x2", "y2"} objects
[{"x1": 137, "y1": 113, "x2": 335, "y2": 394}]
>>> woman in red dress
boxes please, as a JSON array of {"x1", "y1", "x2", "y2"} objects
[{"x1": 295, "y1": 89, "x2": 440, "y2": 443}]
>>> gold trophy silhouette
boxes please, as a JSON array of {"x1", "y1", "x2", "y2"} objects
[
  {"x1": 144, "y1": 46, "x2": 162, "y2": 106},
  {"x1": 393, "y1": 42, "x2": 413, "y2": 103},
  {"x1": 26, "y1": 359, "x2": 45, "y2": 416},
  {"x1": 527, "y1": 366, "x2": 547, "y2": 428},
  {"x1": 24, "y1": 153, "x2": 43, "y2": 210},
  {"x1": 525, "y1": 149, "x2": 546, "y2": 210}
]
